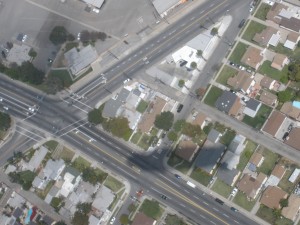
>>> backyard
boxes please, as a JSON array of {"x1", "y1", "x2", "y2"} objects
[
  {"x1": 257, "y1": 147, "x2": 280, "y2": 175},
  {"x1": 233, "y1": 191, "x2": 256, "y2": 211},
  {"x1": 258, "y1": 60, "x2": 289, "y2": 83},
  {"x1": 211, "y1": 179, "x2": 232, "y2": 198},
  {"x1": 242, "y1": 21, "x2": 267, "y2": 44},
  {"x1": 255, "y1": 3, "x2": 272, "y2": 20},
  {"x1": 237, "y1": 140, "x2": 257, "y2": 171},
  {"x1": 229, "y1": 42, "x2": 248, "y2": 64},
  {"x1": 168, "y1": 153, "x2": 192, "y2": 174},
  {"x1": 256, "y1": 205, "x2": 293, "y2": 225},
  {"x1": 58, "y1": 147, "x2": 75, "y2": 162},
  {"x1": 190, "y1": 168, "x2": 212, "y2": 186},
  {"x1": 242, "y1": 104, "x2": 272, "y2": 129},
  {"x1": 216, "y1": 65, "x2": 239, "y2": 86},
  {"x1": 203, "y1": 85, "x2": 223, "y2": 107}
]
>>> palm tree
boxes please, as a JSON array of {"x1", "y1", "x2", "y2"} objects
[{"x1": 197, "y1": 50, "x2": 207, "y2": 61}]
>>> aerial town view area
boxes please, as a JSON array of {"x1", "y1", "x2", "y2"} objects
[{"x1": 3, "y1": 0, "x2": 300, "y2": 225}]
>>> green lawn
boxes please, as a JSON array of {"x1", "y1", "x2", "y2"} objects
[
  {"x1": 48, "y1": 69, "x2": 73, "y2": 88},
  {"x1": 257, "y1": 147, "x2": 280, "y2": 175},
  {"x1": 167, "y1": 153, "x2": 192, "y2": 174},
  {"x1": 43, "y1": 140, "x2": 58, "y2": 152},
  {"x1": 140, "y1": 199, "x2": 164, "y2": 220},
  {"x1": 258, "y1": 60, "x2": 289, "y2": 83},
  {"x1": 233, "y1": 191, "x2": 256, "y2": 211},
  {"x1": 256, "y1": 205, "x2": 293, "y2": 225},
  {"x1": 278, "y1": 168, "x2": 296, "y2": 193},
  {"x1": 237, "y1": 140, "x2": 257, "y2": 171},
  {"x1": 242, "y1": 21, "x2": 267, "y2": 44},
  {"x1": 255, "y1": 3, "x2": 272, "y2": 20},
  {"x1": 203, "y1": 86, "x2": 223, "y2": 107},
  {"x1": 130, "y1": 131, "x2": 142, "y2": 144},
  {"x1": 190, "y1": 168, "x2": 212, "y2": 186},
  {"x1": 104, "y1": 175, "x2": 124, "y2": 192},
  {"x1": 229, "y1": 42, "x2": 248, "y2": 64},
  {"x1": 216, "y1": 65, "x2": 238, "y2": 85},
  {"x1": 220, "y1": 129, "x2": 236, "y2": 146},
  {"x1": 138, "y1": 134, "x2": 155, "y2": 150},
  {"x1": 59, "y1": 147, "x2": 75, "y2": 162},
  {"x1": 165, "y1": 214, "x2": 187, "y2": 225},
  {"x1": 136, "y1": 100, "x2": 149, "y2": 113},
  {"x1": 72, "y1": 156, "x2": 91, "y2": 172},
  {"x1": 64, "y1": 42, "x2": 79, "y2": 52},
  {"x1": 150, "y1": 127, "x2": 159, "y2": 136},
  {"x1": 242, "y1": 104, "x2": 272, "y2": 129},
  {"x1": 211, "y1": 179, "x2": 232, "y2": 198}
]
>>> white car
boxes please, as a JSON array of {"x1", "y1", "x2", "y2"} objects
[
  {"x1": 231, "y1": 187, "x2": 238, "y2": 197},
  {"x1": 22, "y1": 34, "x2": 28, "y2": 42},
  {"x1": 92, "y1": 8, "x2": 100, "y2": 13},
  {"x1": 123, "y1": 79, "x2": 130, "y2": 84},
  {"x1": 77, "y1": 32, "x2": 81, "y2": 41},
  {"x1": 109, "y1": 217, "x2": 115, "y2": 224}
]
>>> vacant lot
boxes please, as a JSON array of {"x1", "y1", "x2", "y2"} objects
[
  {"x1": 216, "y1": 66, "x2": 238, "y2": 86},
  {"x1": 242, "y1": 104, "x2": 272, "y2": 129},
  {"x1": 242, "y1": 21, "x2": 267, "y2": 44},
  {"x1": 229, "y1": 42, "x2": 248, "y2": 64},
  {"x1": 203, "y1": 86, "x2": 223, "y2": 107}
]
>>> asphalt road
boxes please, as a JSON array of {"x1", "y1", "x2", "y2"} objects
[{"x1": 0, "y1": 0, "x2": 287, "y2": 224}]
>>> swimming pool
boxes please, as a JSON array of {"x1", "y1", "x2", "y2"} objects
[{"x1": 24, "y1": 208, "x2": 32, "y2": 224}]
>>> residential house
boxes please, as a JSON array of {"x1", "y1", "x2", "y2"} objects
[
  {"x1": 41, "y1": 215, "x2": 54, "y2": 225},
  {"x1": 259, "y1": 90, "x2": 277, "y2": 106},
  {"x1": 243, "y1": 99, "x2": 262, "y2": 118},
  {"x1": 207, "y1": 129, "x2": 222, "y2": 143},
  {"x1": 175, "y1": 140, "x2": 199, "y2": 162},
  {"x1": 241, "y1": 46, "x2": 263, "y2": 70},
  {"x1": 102, "y1": 88, "x2": 130, "y2": 118},
  {"x1": 92, "y1": 185, "x2": 115, "y2": 214},
  {"x1": 280, "y1": 102, "x2": 300, "y2": 121},
  {"x1": 265, "y1": 164, "x2": 286, "y2": 186},
  {"x1": 260, "y1": 76, "x2": 276, "y2": 90},
  {"x1": 64, "y1": 45, "x2": 98, "y2": 76},
  {"x1": 132, "y1": 212, "x2": 156, "y2": 225},
  {"x1": 44, "y1": 186, "x2": 60, "y2": 204},
  {"x1": 282, "y1": 194, "x2": 300, "y2": 221},
  {"x1": 60, "y1": 167, "x2": 81, "y2": 198},
  {"x1": 260, "y1": 186, "x2": 288, "y2": 209},
  {"x1": 248, "y1": 152, "x2": 264, "y2": 172},
  {"x1": 25, "y1": 146, "x2": 48, "y2": 172},
  {"x1": 284, "y1": 32, "x2": 300, "y2": 50},
  {"x1": 191, "y1": 112, "x2": 208, "y2": 129},
  {"x1": 271, "y1": 53, "x2": 289, "y2": 71},
  {"x1": 285, "y1": 127, "x2": 300, "y2": 151},
  {"x1": 227, "y1": 71, "x2": 255, "y2": 94},
  {"x1": 289, "y1": 168, "x2": 300, "y2": 183},
  {"x1": 237, "y1": 173, "x2": 267, "y2": 199},
  {"x1": 89, "y1": 215, "x2": 101, "y2": 225},
  {"x1": 215, "y1": 91, "x2": 242, "y2": 117},
  {"x1": 253, "y1": 27, "x2": 280, "y2": 47},
  {"x1": 266, "y1": 3, "x2": 288, "y2": 24},
  {"x1": 195, "y1": 131, "x2": 226, "y2": 174},
  {"x1": 32, "y1": 159, "x2": 65, "y2": 190},
  {"x1": 138, "y1": 96, "x2": 166, "y2": 133},
  {"x1": 82, "y1": 0, "x2": 105, "y2": 9},
  {"x1": 280, "y1": 17, "x2": 300, "y2": 33},
  {"x1": 262, "y1": 111, "x2": 286, "y2": 136},
  {"x1": 217, "y1": 134, "x2": 245, "y2": 186}
]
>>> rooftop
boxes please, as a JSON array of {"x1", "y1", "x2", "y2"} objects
[
  {"x1": 249, "y1": 152, "x2": 264, "y2": 167},
  {"x1": 285, "y1": 127, "x2": 300, "y2": 150},
  {"x1": 246, "y1": 98, "x2": 261, "y2": 111},
  {"x1": 282, "y1": 194, "x2": 300, "y2": 221},
  {"x1": 207, "y1": 129, "x2": 222, "y2": 143},
  {"x1": 260, "y1": 186, "x2": 288, "y2": 209},
  {"x1": 187, "y1": 29, "x2": 214, "y2": 52},
  {"x1": 227, "y1": 71, "x2": 254, "y2": 93},
  {"x1": 260, "y1": 76, "x2": 275, "y2": 89},
  {"x1": 82, "y1": 0, "x2": 104, "y2": 8},
  {"x1": 217, "y1": 163, "x2": 240, "y2": 186},
  {"x1": 132, "y1": 212, "x2": 156, "y2": 225},
  {"x1": 259, "y1": 90, "x2": 277, "y2": 106},
  {"x1": 262, "y1": 110, "x2": 285, "y2": 136},
  {"x1": 280, "y1": 17, "x2": 300, "y2": 33},
  {"x1": 271, "y1": 53, "x2": 288, "y2": 70},
  {"x1": 241, "y1": 46, "x2": 263, "y2": 69},
  {"x1": 27, "y1": 146, "x2": 48, "y2": 171},
  {"x1": 175, "y1": 140, "x2": 199, "y2": 162},
  {"x1": 215, "y1": 91, "x2": 240, "y2": 115},
  {"x1": 92, "y1": 185, "x2": 115, "y2": 212},
  {"x1": 237, "y1": 173, "x2": 267, "y2": 198},
  {"x1": 253, "y1": 26, "x2": 278, "y2": 46}
]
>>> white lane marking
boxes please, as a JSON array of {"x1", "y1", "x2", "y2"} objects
[
  {"x1": 199, "y1": 214, "x2": 206, "y2": 219},
  {"x1": 234, "y1": 220, "x2": 240, "y2": 224},
  {"x1": 200, "y1": 10, "x2": 204, "y2": 14},
  {"x1": 223, "y1": 213, "x2": 229, "y2": 218},
  {"x1": 152, "y1": 155, "x2": 158, "y2": 159},
  {"x1": 193, "y1": 195, "x2": 200, "y2": 200},
  {"x1": 190, "y1": 16, "x2": 195, "y2": 20},
  {"x1": 122, "y1": 61, "x2": 126, "y2": 65},
  {"x1": 118, "y1": 167, "x2": 137, "y2": 180},
  {"x1": 107, "y1": 141, "x2": 112, "y2": 145},
  {"x1": 117, "y1": 65, "x2": 120, "y2": 68},
  {"x1": 210, "y1": 221, "x2": 216, "y2": 225},
  {"x1": 209, "y1": 3, "x2": 215, "y2": 7},
  {"x1": 203, "y1": 201, "x2": 208, "y2": 205},
  {"x1": 212, "y1": 207, "x2": 219, "y2": 212},
  {"x1": 179, "y1": 203, "x2": 186, "y2": 208},
  {"x1": 151, "y1": 44, "x2": 154, "y2": 47},
  {"x1": 184, "y1": 189, "x2": 190, "y2": 194},
  {"x1": 145, "y1": 47, "x2": 148, "y2": 50},
  {"x1": 159, "y1": 175, "x2": 180, "y2": 187},
  {"x1": 163, "y1": 36, "x2": 166, "y2": 39},
  {"x1": 190, "y1": 209, "x2": 195, "y2": 213},
  {"x1": 134, "y1": 54, "x2": 137, "y2": 57}
]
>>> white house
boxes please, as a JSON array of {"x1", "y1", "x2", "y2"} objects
[{"x1": 60, "y1": 167, "x2": 81, "y2": 198}]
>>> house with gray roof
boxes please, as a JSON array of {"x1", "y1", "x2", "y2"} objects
[
  {"x1": 102, "y1": 88, "x2": 130, "y2": 118},
  {"x1": 195, "y1": 140, "x2": 226, "y2": 174},
  {"x1": 12, "y1": 208, "x2": 23, "y2": 219},
  {"x1": 152, "y1": 0, "x2": 182, "y2": 17},
  {"x1": 44, "y1": 186, "x2": 60, "y2": 204},
  {"x1": 26, "y1": 146, "x2": 48, "y2": 172},
  {"x1": 243, "y1": 99, "x2": 261, "y2": 118},
  {"x1": 207, "y1": 129, "x2": 222, "y2": 143},
  {"x1": 92, "y1": 185, "x2": 115, "y2": 213},
  {"x1": 215, "y1": 91, "x2": 239, "y2": 115}
]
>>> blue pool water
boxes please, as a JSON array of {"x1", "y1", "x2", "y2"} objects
[
  {"x1": 293, "y1": 101, "x2": 300, "y2": 109},
  {"x1": 24, "y1": 208, "x2": 32, "y2": 224}
]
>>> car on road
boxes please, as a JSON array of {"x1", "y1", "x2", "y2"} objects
[
  {"x1": 92, "y1": 8, "x2": 100, "y2": 13},
  {"x1": 231, "y1": 207, "x2": 238, "y2": 212},
  {"x1": 215, "y1": 198, "x2": 224, "y2": 205},
  {"x1": 0, "y1": 98, "x2": 3, "y2": 102},
  {"x1": 161, "y1": 195, "x2": 167, "y2": 200},
  {"x1": 230, "y1": 187, "x2": 238, "y2": 197},
  {"x1": 174, "y1": 174, "x2": 181, "y2": 179},
  {"x1": 3, "y1": 106, "x2": 8, "y2": 110},
  {"x1": 238, "y1": 19, "x2": 246, "y2": 28},
  {"x1": 109, "y1": 217, "x2": 115, "y2": 224},
  {"x1": 177, "y1": 104, "x2": 184, "y2": 113},
  {"x1": 77, "y1": 32, "x2": 81, "y2": 41}
]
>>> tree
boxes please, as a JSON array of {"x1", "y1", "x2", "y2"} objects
[
  {"x1": 80, "y1": 30, "x2": 91, "y2": 43},
  {"x1": 277, "y1": 90, "x2": 294, "y2": 103},
  {"x1": 211, "y1": 27, "x2": 219, "y2": 36},
  {"x1": 88, "y1": 108, "x2": 104, "y2": 125},
  {"x1": 55, "y1": 221, "x2": 67, "y2": 225},
  {"x1": 9, "y1": 170, "x2": 36, "y2": 190},
  {"x1": 178, "y1": 79, "x2": 185, "y2": 88},
  {"x1": 280, "y1": 198, "x2": 288, "y2": 208},
  {"x1": 76, "y1": 202, "x2": 92, "y2": 215},
  {"x1": 6, "y1": 42, "x2": 13, "y2": 49},
  {"x1": 0, "y1": 112, "x2": 11, "y2": 131},
  {"x1": 173, "y1": 120, "x2": 186, "y2": 132},
  {"x1": 28, "y1": 48, "x2": 37, "y2": 58},
  {"x1": 119, "y1": 214, "x2": 129, "y2": 225},
  {"x1": 105, "y1": 117, "x2": 132, "y2": 139},
  {"x1": 154, "y1": 111, "x2": 174, "y2": 131},
  {"x1": 182, "y1": 123, "x2": 202, "y2": 138},
  {"x1": 82, "y1": 167, "x2": 107, "y2": 185},
  {"x1": 167, "y1": 131, "x2": 178, "y2": 142},
  {"x1": 190, "y1": 62, "x2": 197, "y2": 70},
  {"x1": 288, "y1": 62, "x2": 300, "y2": 81},
  {"x1": 45, "y1": 76, "x2": 63, "y2": 94},
  {"x1": 72, "y1": 211, "x2": 88, "y2": 225},
  {"x1": 49, "y1": 26, "x2": 68, "y2": 45},
  {"x1": 67, "y1": 34, "x2": 75, "y2": 42},
  {"x1": 97, "y1": 32, "x2": 107, "y2": 41}
]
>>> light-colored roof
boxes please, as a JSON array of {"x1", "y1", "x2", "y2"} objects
[
  {"x1": 92, "y1": 185, "x2": 115, "y2": 212},
  {"x1": 262, "y1": 110, "x2": 285, "y2": 136},
  {"x1": 227, "y1": 71, "x2": 253, "y2": 92},
  {"x1": 89, "y1": 215, "x2": 100, "y2": 225},
  {"x1": 64, "y1": 45, "x2": 98, "y2": 75},
  {"x1": 259, "y1": 90, "x2": 277, "y2": 106},
  {"x1": 42, "y1": 159, "x2": 65, "y2": 180},
  {"x1": 266, "y1": 3, "x2": 287, "y2": 23},
  {"x1": 281, "y1": 102, "x2": 300, "y2": 120},
  {"x1": 260, "y1": 76, "x2": 275, "y2": 89},
  {"x1": 249, "y1": 152, "x2": 264, "y2": 167},
  {"x1": 152, "y1": 0, "x2": 181, "y2": 15},
  {"x1": 271, "y1": 164, "x2": 286, "y2": 179},
  {"x1": 289, "y1": 168, "x2": 300, "y2": 183},
  {"x1": 271, "y1": 53, "x2": 288, "y2": 70},
  {"x1": 175, "y1": 140, "x2": 199, "y2": 162},
  {"x1": 192, "y1": 112, "x2": 207, "y2": 126},
  {"x1": 228, "y1": 134, "x2": 246, "y2": 155},
  {"x1": 282, "y1": 194, "x2": 300, "y2": 221},
  {"x1": 82, "y1": 0, "x2": 104, "y2": 8},
  {"x1": 27, "y1": 146, "x2": 48, "y2": 171},
  {"x1": 285, "y1": 127, "x2": 300, "y2": 151},
  {"x1": 187, "y1": 30, "x2": 214, "y2": 52},
  {"x1": 260, "y1": 186, "x2": 288, "y2": 209},
  {"x1": 241, "y1": 46, "x2": 263, "y2": 69},
  {"x1": 253, "y1": 27, "x2": 278, "y2": 46}
]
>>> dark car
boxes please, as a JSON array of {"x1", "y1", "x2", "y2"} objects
[
  {"x1": 288, "y1": 123, "x2": 293, "y2": 132},
  {"x1": 175, "y1": 174, "x2": 181, "y2": 179},
  {"x1": 229, "y1": 61, "x2": 235, "y2": 66},
  {"x1": 231, "y1": 207, "x2": 238, "y2": 212},
  {"x1": 179, "y1": 60, "x2": 187, "y2": 67},
  {"x1": 177, "y1": 104, "x2": 184, "y2": 113},
  {"x1": 161, "y1": 195, "x2": 167, "y2": 200},
  {"x1": 215, "y1": 198, "x2": 224, "y2": 205},
  {"x1": 239, "y1": 19, "x2": 246, "y2": 28}
]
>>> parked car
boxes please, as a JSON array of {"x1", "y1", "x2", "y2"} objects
[
  {"x1": 109, "y1": 217, "x2": 115, "y2": 224},
  {"x1": 177, "y1": 104, "x2": 184, "y2": 113},
  {"x1": 161, "y1": 195, "x2": 167, "y2": 200},
  {"x1": 230, "y1": 188, "x2": 238, "y2": 197},
  {"x1": 239, "y1": 19, "x2": 246, "y2": 28},
  {"x1": 175, "y1": 174, "x2": 181, "y2": 179},
  {"x1": 231, "y1": 207, "x2": 238, "y2": 212},
  {"x1": 215, "y1": 198, "x2": 224, "y2": 205}
]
